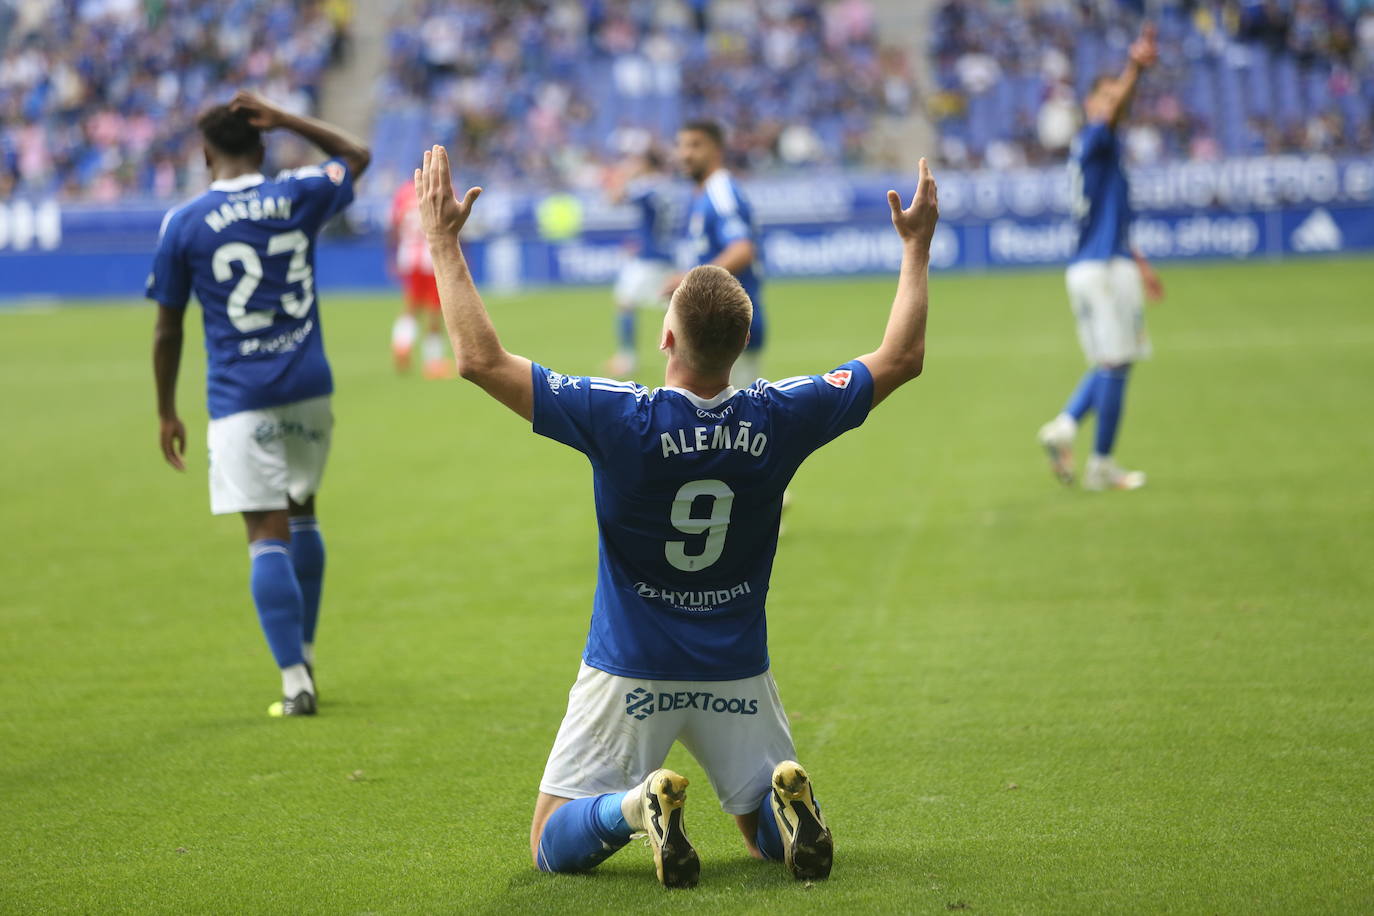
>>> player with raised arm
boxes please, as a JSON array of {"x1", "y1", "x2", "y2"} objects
[
  {"x1": 605, "y1": 148, "x2": 676, "y2": 378},
  {"x1": 665, "y1": 121, "x2": 768, "y2": 390},
  {"x1": 1038, "y1": 24, "x2": 1165, "y2": 491},
  {"x1": 415, "y1": 144, "x2": 937, "y2": 887},
  {"x1": 149, "y1": 91, "x2": 370, "y2": 716}
]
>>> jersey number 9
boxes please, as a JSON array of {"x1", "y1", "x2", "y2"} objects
[{"x1": 666, "y1": 479, "x2": 735, "y2": 572}]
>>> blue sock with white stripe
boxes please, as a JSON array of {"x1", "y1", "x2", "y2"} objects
[
  {"x1": 1063, "y1": 368, "x2": 1098, "y2": 422},
  {"x1": 535, "y1": 795, "x2": 633, "y2": 873},
  {"x1": 289, "y1": 517, "x2": 325, "y2": 647},
  {"x1": 616, "y1": 311, "x2": 635, "y2": 357},
  {"x1": 249, "y1": 540, "x2": 305, "y2": 669},
  {"x1": 754, "y1": 791, "x2": 784, "y2": 861},
  {"x1": 1092, "y1": 366, "x2": 1130, "y2": 457}
]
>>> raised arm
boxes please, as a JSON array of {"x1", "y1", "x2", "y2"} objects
[
  {"x1": 418, "y1": 145, "x2": 533, "y2": 420},
  {"x1": 857, "y1": 157, "x2": 939, "y2": 409},
  {"x1": 1101, "y1": 24, "x2": 1157, "y2": 129},
  {"x1": 230, "y1": 90, "x2": 372, "y2": 178}
]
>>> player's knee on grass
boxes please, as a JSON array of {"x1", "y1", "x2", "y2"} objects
[{"x1": 533, "y1": 795, "x2": 632, "y2": 873}]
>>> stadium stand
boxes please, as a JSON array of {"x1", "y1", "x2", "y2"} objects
[
  {"x1": 5, "y1": 0, "x2": 1371, "y2": 201},
  {"x1": 0, "y1": 0, "x2": 347, "y2": 201},
  {"x1": 367, "y1": 0, "x2": 916, "y2": 190},
  {"x1": 929, "y1": 0, "x2": 1374, "y2": 168}
]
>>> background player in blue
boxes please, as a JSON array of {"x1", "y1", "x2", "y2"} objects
[
  {"x1": 605, "y1": 148, "x2": 676, "y2": 377},
  {"x1": 666, "y1": 120, "x2": 767, "y2": 390},
  {"x1": 148, "y1": 91, "x2": 370, "y2": 717},
  {"x1": 1037, "y1": 24, "x2": 1166, "y2": 491},
  {"x1": 413, "y1": 144, "x2": 938, "y2": 887}
]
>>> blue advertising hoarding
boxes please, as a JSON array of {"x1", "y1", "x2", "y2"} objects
[{"x1": 2, "y1": 155, "x2": 1372, "y2": 301}]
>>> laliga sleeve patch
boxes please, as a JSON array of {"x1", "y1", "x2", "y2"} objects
[
  {"x1": 324, "y1": 162, "x2": 346, "y2": 186},
  {"x1": 822, "y1": 369, "x2": 852, "y2": 389}
]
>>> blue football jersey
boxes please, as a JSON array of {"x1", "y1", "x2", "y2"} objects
[
  {"x1": 531, "y1": 359, "x2": 874, "y2": 681},
  {"x1": 628, "y1": 177, "x2": 675, "y2": 263},
  {"x1": 146, "y1": 159, "x2": 355, "y2": 419},
  {"x1": 688, "y1": 170, "x2": 765, "y2": 346},
  {"x1": 1068, "y1": 123, "x2": 1131, "y2": 263}
]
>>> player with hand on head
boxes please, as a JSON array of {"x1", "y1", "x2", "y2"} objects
[
  {"x1": 148, "y1": 90, "x2": 369, "y2": 716},
  {"x1": 664, "y1": 121, "x2": 767, "y2": 390},
  {"x1": 1038, "y1": 23, "x2": 1164, "y2": 491},
  {"x1": 415, "y1": 143, "x2": 938, "y2": 887},
  {"x1": 604, "y1": 148, "x2": 676, "y2": 378}
]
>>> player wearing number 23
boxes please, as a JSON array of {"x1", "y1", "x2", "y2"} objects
[
  {"x1": 147, "y1": 91, "x2": 370, "y2": 717},
  {"x1": 414, "y1": 143, "x2": 939, "y2": 888}
]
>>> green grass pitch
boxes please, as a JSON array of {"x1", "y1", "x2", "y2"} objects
[{"x1": 2, "y1": 258, "x2": 1372, "y2": 913}]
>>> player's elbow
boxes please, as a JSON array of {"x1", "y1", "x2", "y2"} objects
[
  {"x1": 894, "y1": 344, "x2": 925, "y2": 382},
  {"x1": 348, "y1": 147, "x2": 372, "y2": 178},
  {"x1": 455, "y1": 353, "x2": 497, "y2": 383}
]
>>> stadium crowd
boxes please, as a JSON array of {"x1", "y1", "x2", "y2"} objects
[
  {"x1": 369, "y1": 0, "x2": 913, "y2": 189},
  {"x1": 0, "y1": 0, "x2": 350, "y2": 201},
  {"x1": 930, "y1": 0, "x2": 1374, "y2": 168},
  {"x1": 7, "y1": 0, "x2": 1374, "y2": 201}
]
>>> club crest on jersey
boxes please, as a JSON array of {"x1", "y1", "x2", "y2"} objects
[
  {"x1": 324, "y1": 162, "x2": 346, "y2": 186},
  {"x1": 822, "y1": 369, "x2": 852, "y2": 389}
]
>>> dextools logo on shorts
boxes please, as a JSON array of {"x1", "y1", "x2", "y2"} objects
[{"x1": 624, "y1": 687, "x2": 759, "y2": 720}]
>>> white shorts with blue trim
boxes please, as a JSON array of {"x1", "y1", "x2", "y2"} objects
[
  {"x1": 539, "y1": 662, "x2": 796, "y2": 815},
  {"x1": 613, "y1": 258, "x2": 673, "y2": 310},
  {"x1": 206, "y1": 395, "x2": 333, "y2": 515},
  {"x1": 1066, "y1": 257, "x2": 1151, "y2": 366}
]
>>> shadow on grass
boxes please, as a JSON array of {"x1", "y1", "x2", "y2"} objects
[{"x1": 468, "y1": 841, "x2": 912, "y2": 914}]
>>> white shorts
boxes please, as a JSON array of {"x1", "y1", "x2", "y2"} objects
[
  {"x1": 613, "y1": 258, "x2": 673, "y2": 310},
  {"x1": 207, "y1": 396, "x2": 333, "y2": 515},
  {"x1": 1065, "y1": 257, "x2": 1151, "y2": 366},
  {"x1": 539, "y1": 662, "x2": 797, "y2": 815}
]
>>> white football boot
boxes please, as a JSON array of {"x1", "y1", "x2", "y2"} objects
[
  {"x1": 770, "y1": 760, "x2": 833, "y2": 880},
  {"x1": 1083, "y1": 455, "x2": 1146, "y2": 491},
  {"x1": 636, "y1": 769, "x2": 699, "y2": 888},
  {"x1": 1036, "y1": 414, "x2": 1077, "y2": 486}
]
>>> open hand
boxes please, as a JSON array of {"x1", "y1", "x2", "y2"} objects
[
  {"x1": 887, "y1": 157, "x2": 939, "y2": 249},
  {"x1": 415, "y1": 145, "x2": 482, "y2": 242},
  {"x1": 160, "y1": 416, "x2": 187, "y2": 471},
  {"x1": 229, "y1": 90, "x2": 289, "y2": 130},
  {"x1": 1129, "y1": 23, "x2": 1158, "y2": 70}
]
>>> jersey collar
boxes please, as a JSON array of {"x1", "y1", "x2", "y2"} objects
[
  {"x1": 661, "y1": 385, "x2": 738, "y2": 409},
  {"x1": 209, "y1": 173, "x2": 266, "y2": 192}
]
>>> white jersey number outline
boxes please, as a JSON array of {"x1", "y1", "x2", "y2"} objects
[
  {"x1": 666, "y1": 479, "x2": 734, "y2": 572},
  {"x1": 213, "y1": 230, "x2": 315, "y2": 333}
]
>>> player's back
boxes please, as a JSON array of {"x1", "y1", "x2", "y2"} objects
[
  {"x1": 1068, "y1": 123, "x2": 1131, "y2": 263},
  {"x1": 627, "y1": 176, "x2": 675, "y2": 263},
  {"x1": 148, "y1": 160, "x2": 355, "y2": 418},
  {"x1": 532, "y1": 361, "x2": 872, "y2": 680}
]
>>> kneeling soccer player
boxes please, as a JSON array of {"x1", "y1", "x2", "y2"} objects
[{"x1": 415, "y1": 145, "x2": 938, "y2": 887}]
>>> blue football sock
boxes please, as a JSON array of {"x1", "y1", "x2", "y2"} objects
[
  {"x1": 754, "y1": 791, "x2": 784, "y2": 861},
  {"x1": 1063, "y1": 368, "x2": 1098, "y2": 422},
  {"x1": 616, "y1": 311, "x2": 636, "y2": 355},
  {"x1": 249, "y1": 540, "x2": 305, "y2": 668},
  {"x1": 536, "y1": 795, "x2": 632, "y2": 873},
  {"x1": 289, "y1": 517, "x2": 325, "y2": 646},
  {"x1": 1092, "y1": 366, "x2": 1130, "y2": 457}
]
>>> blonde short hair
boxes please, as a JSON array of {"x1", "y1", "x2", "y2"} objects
[{"x1": 670, "y1": 265, "x2": 753, "y2": 373}]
